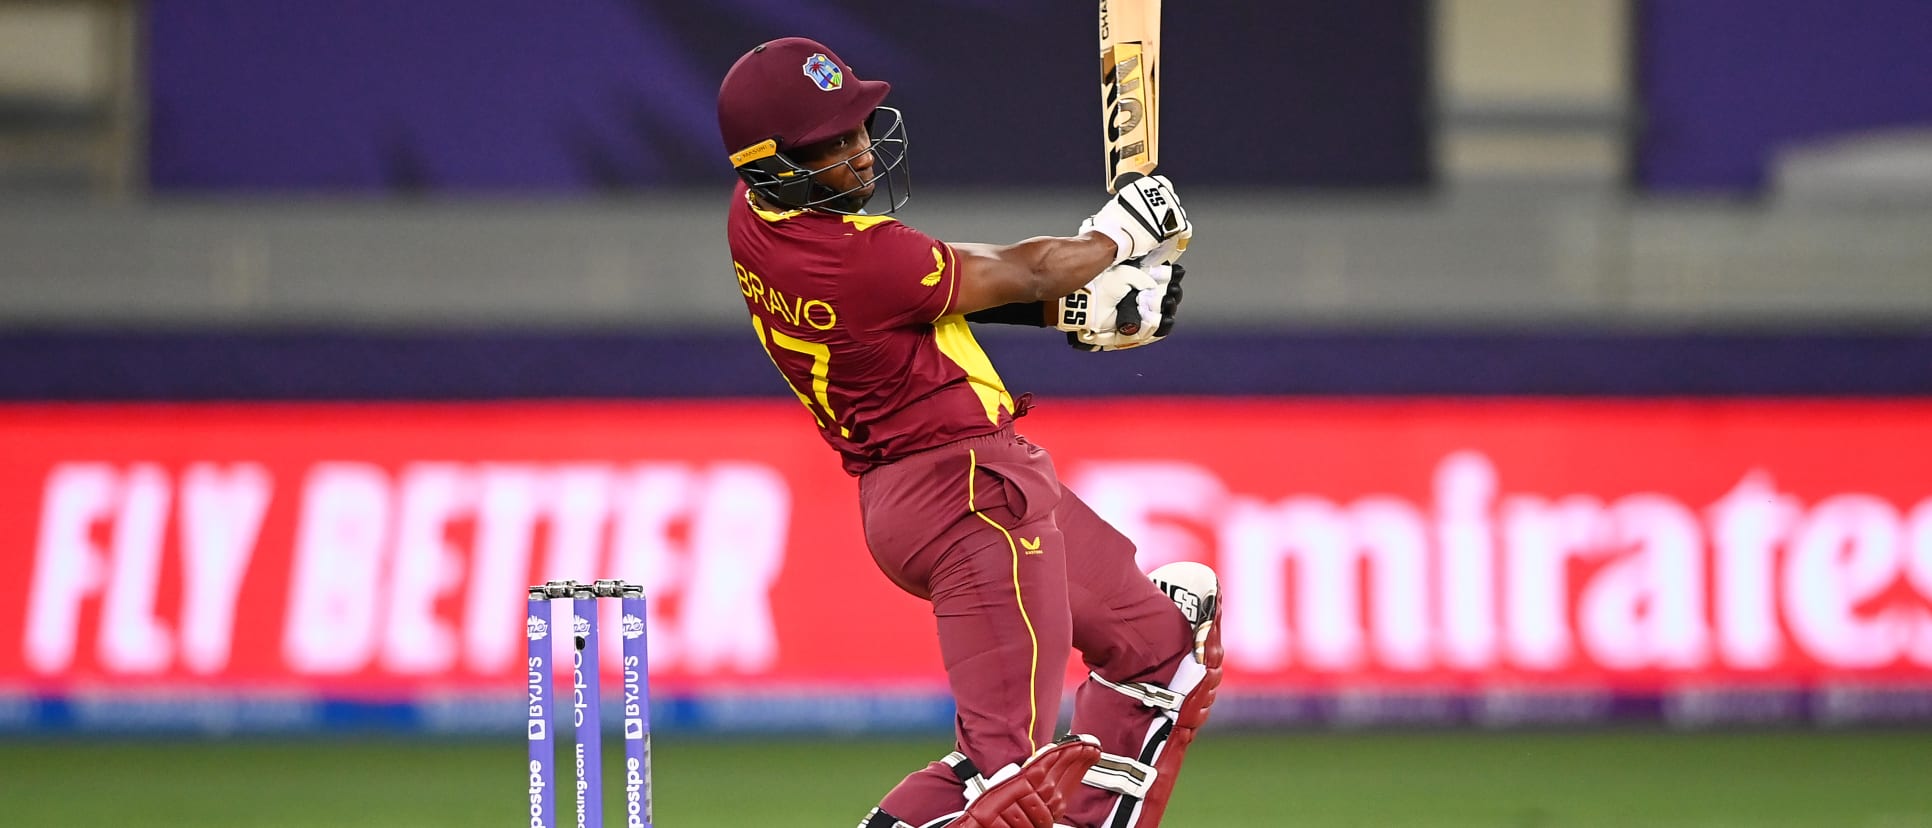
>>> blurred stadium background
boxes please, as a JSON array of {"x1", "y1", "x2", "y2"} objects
[{"x1": 4, "y1": 1, "x2": 1932, "y2": 826}]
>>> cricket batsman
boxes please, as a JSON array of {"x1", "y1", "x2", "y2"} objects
[{"x1": 716, "y1": 37, "x2": 1222, "y2": 828}]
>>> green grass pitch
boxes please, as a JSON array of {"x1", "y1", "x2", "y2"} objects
[{"x1": 5, "y1": 729, "x2": 1931, "y2": 827}]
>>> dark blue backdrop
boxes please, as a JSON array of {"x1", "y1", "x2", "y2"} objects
[
  {"x1": 1637, "y1": 0, "x2": 1932, "y2": 192},
  {"x1": 146, "y1": 0, "x2": 1430, "y2": 192},
  {"x1": 6, "y1": 330, "x2": 1930, "y2": 400},
  {"x1": 146, "y1": 2, "x2": 1932, "y2": 195}
]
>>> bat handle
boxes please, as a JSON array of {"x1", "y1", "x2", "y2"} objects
[
  {"x1": 1109, "y1": 170, "x2": 1147, "y2": 193},
  {"x1": 1115, "y1": 289, "x2": 1143, "y2": 336}
]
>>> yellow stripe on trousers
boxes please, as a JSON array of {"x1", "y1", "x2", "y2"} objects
[{"x1": 967, "y1": 448, "x2": 1039, "y2": 752}]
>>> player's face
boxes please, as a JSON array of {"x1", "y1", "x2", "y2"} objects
[{"x1": 793, "y1": 125, "x2": 877, "y2": 200}]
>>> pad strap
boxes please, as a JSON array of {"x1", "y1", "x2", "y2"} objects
[
  {"x1": 942, "y1": 751, "x2": 994, "y2": 801},
  {"x1": 1082, "y1": 750, "x2": 1158, "y2": 799},
  {"x1": 943, "y1": 750, "x2": 1029, "y2": 809},
  {"x1": 859, "y1": 806, "x2": 918, "y2": 828},
  {"x1": 1088, "y1": 671, "x2": 1185, "y2": 713}
]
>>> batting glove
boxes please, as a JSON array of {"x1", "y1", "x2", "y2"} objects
[
  {"x1": 1067, "y1": 262, "x2": 1186, "y2": 352},
  {"x1": 1082, "y1": 174, "x2": 1190, "y2": 265},
  {"x1": 1054, "y1": 261, "x2": 1159, "y2": 338}
]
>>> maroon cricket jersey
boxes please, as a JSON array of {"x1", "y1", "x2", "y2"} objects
[{"x1": 726, "y1": 183, "x2": 1016, "y2": 475}]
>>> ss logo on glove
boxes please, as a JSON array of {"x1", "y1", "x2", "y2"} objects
[{"x1": 1060, "y1": 292, "x2": 1089, "y2": 327}]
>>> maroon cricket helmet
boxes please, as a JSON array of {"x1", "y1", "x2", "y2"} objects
[
  {"x1": 716, "y1": 37, "x2": 910, "y2": 214},
  {"x1": 717, "y1": 37, "x2": 891, "y2": 158}
]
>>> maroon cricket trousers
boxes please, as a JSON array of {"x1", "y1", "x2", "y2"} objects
[{"x1": 858, "y1": 425, "x2": 1192, "y2": 827}]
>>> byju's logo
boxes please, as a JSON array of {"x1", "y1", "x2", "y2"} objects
[
  {"x1": 527, "y1": 616, "x2": 548, "y2": 641},
  {"x1": 622, "y1": 614, "x2": 645, "y2": 640},
  {"x1": 624, "y1": 718, "x2": 644, "y2": 739}
]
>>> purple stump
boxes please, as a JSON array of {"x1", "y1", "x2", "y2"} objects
[
  {"x1": 573, "y1": 587, "x2": 604, "y2": 828},
  {"x1": 526, "y1": 588, "x2": 555, "y2": 828},
  {"x1": 620, "y1": 587, "x2": 653, "y2": 828}
]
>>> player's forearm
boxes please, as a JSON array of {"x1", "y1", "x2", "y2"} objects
[
  {"x1": 947, "y1": 232, "x2": 1117, "y2": 314},
  {"x1": 1002, "y1": 232, "x2": 1120, "y2": 302},
  {"x1": 973, "y1": 234, "x2": 1114, "y2": 326}
]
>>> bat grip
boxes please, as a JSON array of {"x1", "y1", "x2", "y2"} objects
[
  {"x1": 1109, "y1": 171, "x2": 1147, "y2": 193},
  {"x1": 1114, "y1": 289, "x2": 1143, "y2": 336}
]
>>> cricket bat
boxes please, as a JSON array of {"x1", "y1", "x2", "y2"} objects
[
  {"x1": 1096, "y1": 0, "x2": 1172, "y2": 337},
  {"x1": 1100, "y1": 0, "x2": 1160, "y2": 193}
]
